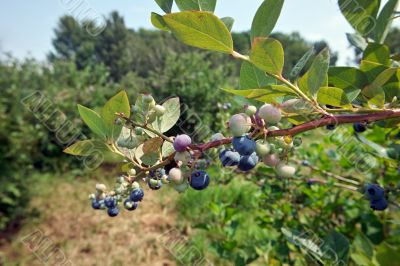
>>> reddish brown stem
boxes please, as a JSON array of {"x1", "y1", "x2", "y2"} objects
[{"x1": 193, "y1": 110, "x2": 400, "y2": 152}]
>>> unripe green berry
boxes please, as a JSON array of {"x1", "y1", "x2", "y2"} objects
[
  {"x1": 154, "y1": 105, "x2": 166, "y2": 116},
  {"x1": 143, "y1": 94, "x2": 154, "y2": 104},
  {"x1": 293, "y1": 137, "x2": 302, "y2": 147},
  {"x1": 174, "y1": 151, "x2": 191, "y2": 164},
  {"x1": 229, "y1": 113, "x2": 252, "y2": 137},
  {"x1": 147, "y1": 111, "x2": 157, "y2": 123},
  {"x1": 245, "y1": 105, "x2": 257, "y2": 116},
  {"x1": 256, "y1": 140, "x2": 271, "y2": 156},
  {"x1": 135, "y1": 127, "x2": 144, "y2": 135},
  {"x1": 275, "y1": 162, "x2": 296, "y2": 178},
  {"x1": 128, "y1": 168, "x2": 136, "y2": 176},
  {"x1": 132, "y1": 182, "x2": 140, "y2": 190},
  {"x1": 173, "y1": 181, "x2": 188, "y2": 193},
  {"x1": 259, "y1": 104, "x2": 282, "y2": 124},
  {"x1": 211, "y1": 133, "x2": 224, "y2": 141}
]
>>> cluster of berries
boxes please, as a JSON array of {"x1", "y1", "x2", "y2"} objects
[
  {"x1": 218, "y1": 104, "x2": 298, "y2": 177},
  {"x1": 90, "y1": 132, "x2": 214, "y2": 217},
  {"x1": 90, "y1": 181, "x2": 144, "y2": 217},
  {"x1": 365, "y1": 184, "x2": 388, "y2": 211}
]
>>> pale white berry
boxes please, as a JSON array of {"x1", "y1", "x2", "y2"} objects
[
  {"x1": 95, "y1": 183, "x2": 107, "y2": 192},
  {"x1": 275, "y1": 162, "x2": 296, "y2": 178},
  {"x1": 211, "y1": 133, "x2": 224, "y2": 141},
  {"x1": 228, "y1": 113, "x2": 252, "y2": 137},
  {"x1": 256, "y1": 141, "x2": 271, "y2": 157},
  {"x1": 258, "y1": 104, "x2": 282, "y2": 124},
  {"x1": 168, "y1": 168, "x2": 184, "y2": 184}
]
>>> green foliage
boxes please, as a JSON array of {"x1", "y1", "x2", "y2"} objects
[
  {"x1": 249, "y1": 38, "x2": 284, "y2": 75},
  {"x1": 250, "y1": 0, "x2": 284, "y2": 41},
  {"x1": 163, "y1": 11, "x2": 233, "y2": 53}
]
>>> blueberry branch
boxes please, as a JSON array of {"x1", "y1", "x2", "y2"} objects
[
  {"x1": 192, "y1": 109, "x2": 400, "y2": 153},
  {"x1": 116, "y1": 112, "x2": 173, "y2": 143}
]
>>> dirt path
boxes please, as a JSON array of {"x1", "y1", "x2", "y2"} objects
[{"x1": 0, "y1": 176, "x2": 180, "y2": 266}]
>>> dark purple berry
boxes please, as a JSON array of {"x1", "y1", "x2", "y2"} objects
[
  {"x1": 232, "y1": 135, "x2": 256, "y2": 156},
  {"x1": 219, "y1": 149, "x2": 240, "y2": 167},
  {"x1": 124, "y1": 199, "x2": 138, "y2": 211},
  {"x1": 353, "y1": 123, "x2": 367, "y2": 133},
  {"x1": 173, "y1": 134, "x2": 192, "y2": 152},
  {"x1": 91, "y1": 200, "x2": 102, "y2": 210},
  {"x1": 370, "y1": 198, "x2": 388, "y2": 211},
  {"x1": 130, "y1": 188, "x2": 144, "y2": 202},
  {"x1": 148, "y1": 179, "x2": 163, "y2": 190},
  {"x1": 365, "y1": 184, "x2": 385, "y2": 201},
  {"x1": 107, "y1": 207, "x2": 119, "y2": 217},
  {"x1": 326, "y1": 124, "x2": 336, "y2": 130},
  {"x1": 190, "y1": 171, "x2": 210, "y2": 190},
  {"x1": 238, "y1": 152, "x2": 259, "y2": 171},
  {"x1": 104, "y1": 196, "x2": 117, "y2": 208}
]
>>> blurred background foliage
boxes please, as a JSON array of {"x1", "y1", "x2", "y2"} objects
[{"x1": 1, "y1": 11, "x2": 400, "y2": 266}]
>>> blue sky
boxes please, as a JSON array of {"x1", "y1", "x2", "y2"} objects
[{"x1": 0, "y1": 0, "x2": 398, "y2": 65}]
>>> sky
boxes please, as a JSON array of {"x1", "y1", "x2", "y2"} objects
[{"x1": 0, "y1": 0, "x2": 399, "y2": 65}]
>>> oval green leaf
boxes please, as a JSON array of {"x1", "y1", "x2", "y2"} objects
[
  {"x1": 77, "y1": 105, "x2": 107, "y2": 140},
  {"x1": 250, "y1": 0, "x2": 284, "y2": 41},
  {"x1": 163, "y1": 11, "x2": 233, "y2": 53},
  {"x1": 249, "y1": 38, "x2": 284, "y2": 76}
]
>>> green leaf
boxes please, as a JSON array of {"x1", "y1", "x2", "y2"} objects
[
  {"x1": 375, "y1": 0, "x2": 399, "y2": 43},
  {"x1": 249, "y1": 38, "x2": 284, "y2": 76},
  {"x1": 162, "y1": 141, "x2": 175, "y2": 157},
  {"x1": 338, "y1": 0, "x2": 380, "y2": 36},
  {"x1": 151, "y1": 12, "x2": 169, "y2": 31},
  {"x1": 363, "y1": 68, "x2": 397, "y2": 106},
  {"x1": 221, "y1": 17, "x2": 234, "y2": 31},
  {"x1": 222, "y1": 86, "x2": 295, "y2": 103},
  {"x1": 163, "y1": 11, "x2": 233, "y2": 53},
  {"x1": 317, "y1": 87, "x2": 351, "y2": 107},
  {"x1": 360, "y1": 60, "x2": 389, "y2": 83},
  {"x1": 352, "y1": 233, "x2": 374, "y2": 259},
  {"x1": 77, "y1": 105, "x2": 107, "y2": 140},
  {"x1": 321, "y1": 231, "x2": 350, "y2": 263},
  {"x1": 362, "y1": 43, "x2": 391, "y2": 66},
  {"x1": 152, "y1": 97, "x2": 180, "y2": 133},
  {"x1": 328, "y1": 67, "x2": 367, "y2": 102},
  {"x1": 102, "y1": 91, "x2": 130, "y2": 140},
  {"x1": 63, "y1": 140, "x2": 110, "y2": 156},
  {"x1": 155, "y1": 0, "x2": 173, "y2": 13},
  {"x1": 375, "y1": 243, "x2": 400, "y2": 266},
  {"x1": 135, "y1": 144, "x2": 159, "y2": 166},
  {"x1": 298, "y1": 48, "x2": 330, "y2": 98},
  {"x1": 346, "y1": 33, "x2": 368, "y2": 51},
  {"x1": 175, "y1": 0, "x2": 217, "y2": 12},
  {"x1": 250, "y1": 0, "x2": 284, "y2": 41},
  {"x1": 289, "y1": 46, "x2": 315, "y2": 80},
  {"x1": 240, "y1": 61, "x2": 275, "y2": 89},
  {"x1": 143, "y1": 137, "x2": 163, "y2": 154}
]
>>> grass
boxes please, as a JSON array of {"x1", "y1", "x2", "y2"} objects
[{"x1": 0, "y1": 169, "x2": 181, "y2": 266}]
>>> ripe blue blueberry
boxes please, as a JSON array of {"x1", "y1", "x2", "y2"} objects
[
  {"x1": 232, "y1": 135, "x2": 256, "y2": 156},
  {"x1": 107, "y1": 207, "x2": 119, "y2": 217},
  {"x1": 326, "y1": 124, "x2": 336, "y2": 130},
  {"x1": 365, "y1": 184, "x2": 385, "y2": 201},
  {"x1": 190, "y1": 170, "x2": 210, "y2": 190},
  {"x1": 370, "y1": 198, "x2": 388, "y2": 211},
  {"x1": 219, "y1": 149, "x2": 240, "y2": 167},
  {"x1": 238, "y1": 152, "x2": 259, "y2": 171},
  {"x1": 130, "y1": 188, "x2": 144, "y2": 202},
  {"x1": 124, "y1": 199, "x2": 138, "y2": 211},
  {"x1": 104, "y1": 196, "x2": 117, "y2": 208},
  {"x1": 353, "y1": 123, "x2": 367, "y2": 133},
  {"x1": 91, "y1": 200, "x2": 102, "y2": 210},
  {"x1": 148, "y1": 179, "x2": 163, "y2": 190},
  {"x1": 173, "y1": 134, "x2": 192, "y2": 152}
]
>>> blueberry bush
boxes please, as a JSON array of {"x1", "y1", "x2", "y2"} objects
[{"x1": 64, "y1": 0, "x2": 400, "y2": 264}]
